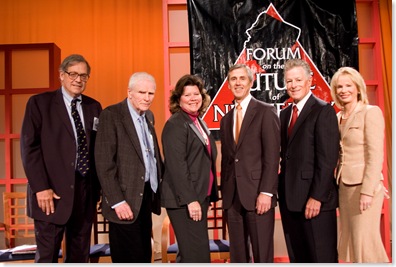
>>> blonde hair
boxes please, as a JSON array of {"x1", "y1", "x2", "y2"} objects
[{"x1": 330, "y1": 67, "x2": 368, "y2": 108}]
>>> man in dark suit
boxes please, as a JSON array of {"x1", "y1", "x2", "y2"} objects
[
  {"x1": 94, "y1": 72, "x2": 162, "y2": 263},
  {"x1": 278, "y1": 58, "x2": 339, "y2": 263},
  {"x1": 20, "y1": 54, "x2": 102, "y2": 262},
  {"x1": 220, "y1": 64, "x2": 280, "y2": 262}
]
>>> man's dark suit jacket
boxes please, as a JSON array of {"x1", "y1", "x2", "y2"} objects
[
  {"x1": 161, "y1": 111, "x2": 218, "y2": 208},
  {"x1": 94, "y1": 99, "x2": 162, "y2": 223},
  {"x1": 220, "y1": 97, "x2": 280, "y2": 210},
  {"x1": 20, "y1": 88, "x2": 102, "y2": 225},
  {"x1": 279, "y1": 94, "x2": 339, "y2": 212}
]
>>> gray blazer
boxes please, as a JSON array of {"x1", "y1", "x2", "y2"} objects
[
  {"x1": 95, "y1": 98, "x2": 162, "y2": 223},
  {"x1": 161, "y1": 111, "x2": 218, "y2": 208}
]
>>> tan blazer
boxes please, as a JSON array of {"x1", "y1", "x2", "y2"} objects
[{"x1": 336, "y1": 101, "x2": 384, "y2": 196}]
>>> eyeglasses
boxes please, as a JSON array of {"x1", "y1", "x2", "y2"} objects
[{"x1": 64, "y1": 71, "x2": 90, "y2": 82}]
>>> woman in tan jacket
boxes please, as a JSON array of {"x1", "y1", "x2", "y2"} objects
[{"x1": 330, "y1": 67, "x2": 389, "y2": 263}]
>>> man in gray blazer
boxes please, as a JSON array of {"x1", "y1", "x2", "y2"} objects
[
  {"x1": 95, "y1": 72, "x2": 162, "y2": 263},
  {"x1": 220, "y1": 64, "x2": 280, "y2": 262},
  {"x1": 278, "y1": 59, "x2": 339, "y2": 262}
]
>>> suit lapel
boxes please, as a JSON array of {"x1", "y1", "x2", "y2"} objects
[
  {"x1": 186, "y1": 114, "x2": 212, "y2": 159},
  {"x1": 145, "y1": 111, "x2": 160, "y2": 161},
  {"x1": 189, "y1": 120, "x2": 206, "y2": 146},
  {"x1": 145, "y1": 111, "x2": 162, "y2": 179},
  {"x1": 236, "y1": 98, "x2": 257, "y2": 147},
  {"x1": 81, "y1": 95, "x2": 93, "y2": 145},
  {"x1": 120, "y1": 99, "x2": 145, "y2": 164},
  {"x1": 339, "y1": 101, "x2": 363, "y2": 140},
  {"x1": 207, "y1": 126, "x2": 217, "y2": 159},
  {"x1": 199, "y1": 117, "x2": 217, "y2": 158},
  {"x1": 281, "y1": 104, "x2": 292, "y2": 142},
  {"x1": 54, "y1": 89, "x2": 75, "y2": 139},
  {"x1": 287, "y1": 94, "x2": 316, "y2": 144},
  {"x1": 223, "y1": 109, "x2": 237, "y2": 152}
]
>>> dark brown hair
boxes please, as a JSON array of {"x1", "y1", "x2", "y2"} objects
[
  {"x1": 169, "y1": 74, "x2": 211, "y2": 115},
  {"x1": 59, "y1": 54, "x2": 91, "y2": 75}
]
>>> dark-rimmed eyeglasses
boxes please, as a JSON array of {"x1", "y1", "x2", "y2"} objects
[{"x1": 64, "y1": 71, "x2": 90, "y2": 82}]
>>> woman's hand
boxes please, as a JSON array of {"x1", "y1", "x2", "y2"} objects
[
  {"x1": 360, "y1": 193, "x2": 373, "y2": 213},
  {"x1": 188, "y1": 201, "x2": 202, "y2": 221}
]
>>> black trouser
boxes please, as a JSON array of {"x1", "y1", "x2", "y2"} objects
[{"x1": 109, "y1": 182, "x2": 153, "y2": 263}]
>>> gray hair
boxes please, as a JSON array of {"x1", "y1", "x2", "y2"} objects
[
  {"x1": 227, "y1": 64, "x2": 254, "y2": 82},
  {"x1": 128, "y1": 72, "x2": 156, "y2": 90},
  {"x1": 284, "y1": 58, "x2": 312, "y2": 79}
]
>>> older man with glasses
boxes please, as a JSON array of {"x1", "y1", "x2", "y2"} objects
[{"x1": 21, "y1": 54, "x2": 102, "y2": 263}]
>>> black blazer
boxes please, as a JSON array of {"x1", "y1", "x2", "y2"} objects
[
  {"x1": 21, "y1": 88, "x2": 102, "y2": 225},
  {"x1": 220, "y1": 97, "x2": 280, "y2": 211},
  {"x1": 161, "y1": 111, "x2": 218, "y2": 208},
  {"x1": 279, "y1": 94, "x2": 339, "y2": 212},
  {"x1": 95, "y1": 99, "x2": 162, "y2": 223}
]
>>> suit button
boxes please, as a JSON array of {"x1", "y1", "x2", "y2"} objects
[
  {"x1": 141, "y1": 176, "x2": 144, "y2": 180},
  {"x1": 71, "y1": 162, "x2": 74, "y2": 167},
  {"x1": 70, "y1": 185, "x2": 74, "y2": 189},
  {"x1": 140, "y1": 193, "x2": 143, "y2": 197},
  {"x1": 235, "y1": 159, "x2": 239, "y2": 163}
]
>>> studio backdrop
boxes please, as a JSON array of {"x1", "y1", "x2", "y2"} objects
[{"x1": 187, "y1": 0, "x2": 358, "y2": 131}]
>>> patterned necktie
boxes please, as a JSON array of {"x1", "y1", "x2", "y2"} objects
[
  {"x1": 288, "y1": 105, "x2": 298, "y2": 137},
  {"x1": 71, "y1": 98, "x2": 89, "y2": 176},
  {"x1": 235, "y1": 104, "x2": 243, "y2": 143},
  {"x1": 139, "y1": 116, "x2": 158, "y2": 193}
]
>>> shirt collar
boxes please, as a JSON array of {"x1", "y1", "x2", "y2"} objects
[
  {"x1": 294, "y1": 90, "x2": 312, "y2": 112},
  {"x1": 235, "y1": 94, "x2": 252, "y2": 110},
  {"x1": 127, "y1": 98, "x2": 145, "y2": 122},
  {"x1": 62, "y1": 87, "x2": 82, "y2": 105}
]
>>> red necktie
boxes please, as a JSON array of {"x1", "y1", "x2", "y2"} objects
[{"x1": 288, "y1": 105, "x2": 298, "y2": 137}]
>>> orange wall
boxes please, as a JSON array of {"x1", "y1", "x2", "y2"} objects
[{"x1": 0, "y1": 0, "x2": 166, "y2": 133}]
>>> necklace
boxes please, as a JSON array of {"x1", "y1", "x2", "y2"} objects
[
  {"x1": 341, "y1": 102, "x2": 358, "y2": 120},
  {"x1": 341, "y1": 113, "x2": 350, "y2": 120}
]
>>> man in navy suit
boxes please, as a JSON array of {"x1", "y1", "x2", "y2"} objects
[
  {"x1": 278, "y1": 58, "x2": 339, "y2": 262},
  {"x1": 21, "y1": 54, "x2": 102, "y2": 263},
  {"x1": 220, "y1": 64, "x2": 280, "y2": 262}
]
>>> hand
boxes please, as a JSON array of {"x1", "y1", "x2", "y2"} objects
[
  {"x1": 383, "y1": 186, "x2": 390, "y2": 199},
  {"x1": 36, "y1": 189, "x2": 61, "y2": 215},
  {"x1": 305, "y1": 197, "x2": 321, "y2": 219},
  {"x1": 188, "y1": 201, "x2": 202, "y2": 221},
  {"x1": 114, "y1": 202, "x2": 134, "y2": 221},
  {"x1": 256, "y1": 194, "x2": 272, "y2": 215},
  {"x1": 360, "y1": 193, "x2": 373, "y2": 213}
]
